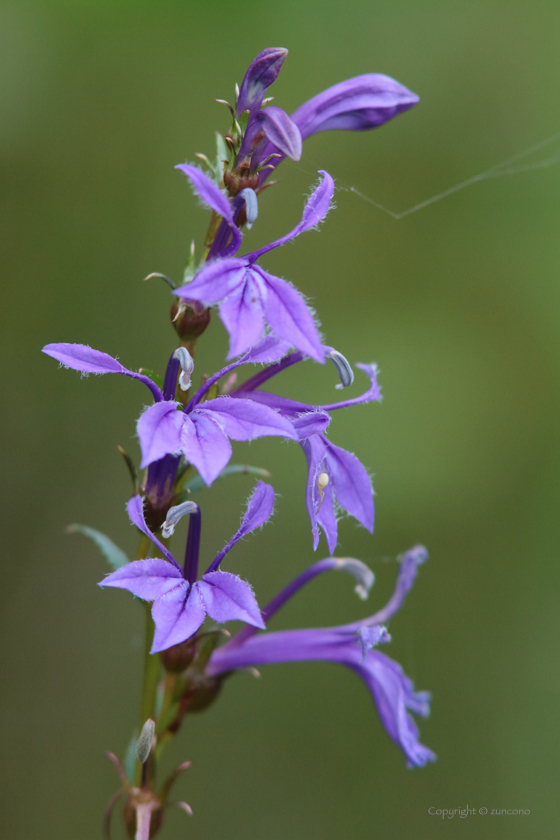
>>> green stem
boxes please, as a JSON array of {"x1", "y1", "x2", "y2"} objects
[{"x1": 134, "y1": 535, "x2": 162, "y2": 786}]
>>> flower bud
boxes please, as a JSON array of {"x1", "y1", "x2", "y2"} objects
[
  {"x1": 171, "y1": 301, "x2": 211, "y2": 341},
  {"x1": 159, "y1": 638, "x2": 197, "y2": 673}
]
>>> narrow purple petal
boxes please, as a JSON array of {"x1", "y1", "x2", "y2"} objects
[
  {"x1": 230, "y1": 556, "x2": 376, "y2": 650},
  {"x1": 43, "y1": 343, "x2": 126, "y2": 374},
  {"x1": 206, "y1": 481, "x2": 275, "y2": 573},
  {"x1": 175, "y1": 164, "x2": 233, "y2": 220},
  {"x1": 42, "y1": 343, "x2": 163, "y2": 402},
  {"x1": 175, "y1": 260, "x2": 247, "y2": 304},
  {"x1": 238, "y1": 480, "x2": 275, "y2": 535},
  {"x1": 255, "y1": 106, "x2": 302, "y2": 161},
  {"x1": 290, "y1": 75, "x2": 419, "y2": 139},
  {"x1": 137, "y1": 401, "x2": 182, "y2": 469},
  {"x1": 98, "y1": 558, "x2": 183, "y2": 600},
  {"x1": 249, "y1": 172, "x2": 334, "y2": 261},
  {"x1": 320, "y1": 362, "x2": 381, "y2": 411},
  {"x1": 219, "y1": 275, "x2": 266, "y2": 359},
  {"x1": 127, "y1": 495, "x2": 181, "y2": 569},
  {"x1": 199, "y1": 396, "x2": 298, "y2": 442},
  {"x1": 198, "y1": 571, "x2": 265, "y2": 628},
  {"x1": 323, "y1": 439, "x2": 374, "y2": 532},
  {"x1": 343, "y1": 545, "x2": 428, "y2": 630},
  {"x1": 180, "y1": 413, "x2": 232, "y2": 486},
  {"x1": 151, "y1": 582, "x2": 206, "y2": 653},
  {"x1": 259, "y1": 269, "x2": 324, "y2": 363},
  {"x1": 208, "y1": 629, "x2": 434, "y2": 767},
  {"x1": 237, "y1": 48, "x2": 288, "y2": 116}
]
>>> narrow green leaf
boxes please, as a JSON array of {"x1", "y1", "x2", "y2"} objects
[
  {"x1": 178, "y1": 464, "x2": 272, "y2": 498},
  {"x1": 66, "y1": 524, "x2": 130, "y2": 570}
]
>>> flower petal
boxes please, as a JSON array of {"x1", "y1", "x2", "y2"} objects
[
  {"x1": 198, "y1": 571, "x2": 265, "y2": 628},
  {"x1": 175, "y1": 259, "x2": 248, "y2": 304},
  {"x1": 255, "y1": 106, "x2": 302, "y2": 161},
  {"x1": 137, "y1": 401, "x2": 182, "y2": 469},
  {"x1": 151, "y1": 582, "x2": 206, "y2": 653},
  {"x1": 98, "y1": 558, "x2": 183, "y2": 600},
  {"x1": 323, "y1": 438, "x2": 374, "y2": 532},
  {"x1": 42, "y1": 343, "x2": 163, "y2": 401},
  {"x1": 200, "y1": 395, "x2": 298, "y2": 441},
  {"x1": 206, "y1": 481, "x2": 276, "y2": 573},
  {"x1": 248, "y1": 171, "x2": 334, "y2": 260},
  {"x1": 259, "y1": 268, "x2": 324, "y2": 363},
  {"x1": 127, "y1": 494, "x2": 180, "y2": 569},
  {"x1": 290, "y1": 74, "x2": 419, "y2": 139},
  {"x1": 180, "y1": 413, "x2": 232, "y2": 486},
  {"x1": 175, "y1": 164, "x2": 233, "y2": 220},
  {"x1": 237, "y1": 47, "x2": 288, "y2": 116},
  {"x1": 219, "y1": 275, "x2": 266, "y2": 359}
]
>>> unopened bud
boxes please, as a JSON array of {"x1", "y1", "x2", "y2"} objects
[
  {"x1": 160, "y1": 637, "x2": 197, "y2": 673},
  {"x1": 171, "y1": 301, "x2": 211, "y2": 341},
  {"x1": 135, "y1": 719, "x2": 155, "y2": 764}
]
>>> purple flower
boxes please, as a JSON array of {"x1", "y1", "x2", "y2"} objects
[
  {"x1": 42, "y1": 337, "x2": 309, "y2": 489},
  {"x1": 174, "y1": 170, "x2": 335, "y2": 362},
  {"x1": 232, "y1": 49, "x2": 418, "y2": 179},
  {"x1": 236, "y1": 47, "x2": 288, "y2": 117},
  {"x1": 232, "y1": 351, "x2": 381, "y2": 550},
  {"x1": 208, "y1": 545, "x2": 435, "y2": 768},
  {"x1": 100, "y1": 485, "x2": 274, "y2": 653}
]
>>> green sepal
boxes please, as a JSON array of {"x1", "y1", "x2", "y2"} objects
[
  {"x1": 138, "y1": 368, "x2": 164, "y2": 391},
  {"x1": 177, "y1": 464, "x2": 272, "y2": 498},
  {"x1": 66, "y1": 524, "x2": 130, "y2": 570},
  {"x1": 215, "y1": 132, "x2": 230, "y2": 185}
]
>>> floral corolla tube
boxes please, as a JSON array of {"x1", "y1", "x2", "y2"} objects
[
  {"x1": 208, "y1": 545, "x2": 435, "y2": 768},
  {"x1": 174, "y1": 168, "x2": 335, "y2": 362},
  {"x1": 99, "y1": 484, "x2": 274, "y2": 653}
]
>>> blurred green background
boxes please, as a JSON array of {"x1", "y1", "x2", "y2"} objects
[{"x1": 2, "y1": 1, "x2": 560, "y2": 837}]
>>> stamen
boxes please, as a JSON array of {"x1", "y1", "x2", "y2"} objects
[
  {"x1": 238, "y1": 187, "x2": 258, "y2": 228},
  {"x1": 327, "y1": 349, "x2": 354, "y2": 389},
  {"x1": 173, "y1": 347, "x2": 195, "y2": 391},
  {"x1": 162, "y1": 500, "x2": 198, "y2": 538},
  {"x1": 334, "y1": 557, "x2": 375, "y2": 600}
]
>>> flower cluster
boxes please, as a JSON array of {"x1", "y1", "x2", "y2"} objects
[{"x1": 44, "y1": 49, "x2": 432, "y2": 839}]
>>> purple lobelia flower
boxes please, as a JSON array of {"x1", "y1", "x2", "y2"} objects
[
  {"x1": 229, "y1": 48, "x2": 419, "y2": 183},
  {"x1": 41, "y1": 337, "x2": 317, "y2": 490},
  {"x1": 231, "y1": 347, "x2": 381, "y2": 551},
  {"x1": 173, "y1": 169, "x2": 334, "y2": 362},
  {"x1": 100, "y1": 484, "x2": 274, "y2": 653},
  {"x1": 207, "y1": 545, "x2": 435, "y2": 768}
]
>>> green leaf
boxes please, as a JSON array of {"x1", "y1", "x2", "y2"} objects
[
  {"x1": 138, "y1": 368, "x2": 164, "y2": 391},
  {"x1": 178, "y1": 464, "x2": 272, "y2": 498},
  {"x1": 66, "y1": 524, "x2": 130, "y2": 570}
]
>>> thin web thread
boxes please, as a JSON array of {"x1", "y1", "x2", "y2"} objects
[{"x1": 285, "y1": 129, "x2": 560, "y2": 219}]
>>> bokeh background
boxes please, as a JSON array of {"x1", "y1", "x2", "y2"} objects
[{"x1": 2, "y1": 1, "x2": 560, "y2": 837}]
